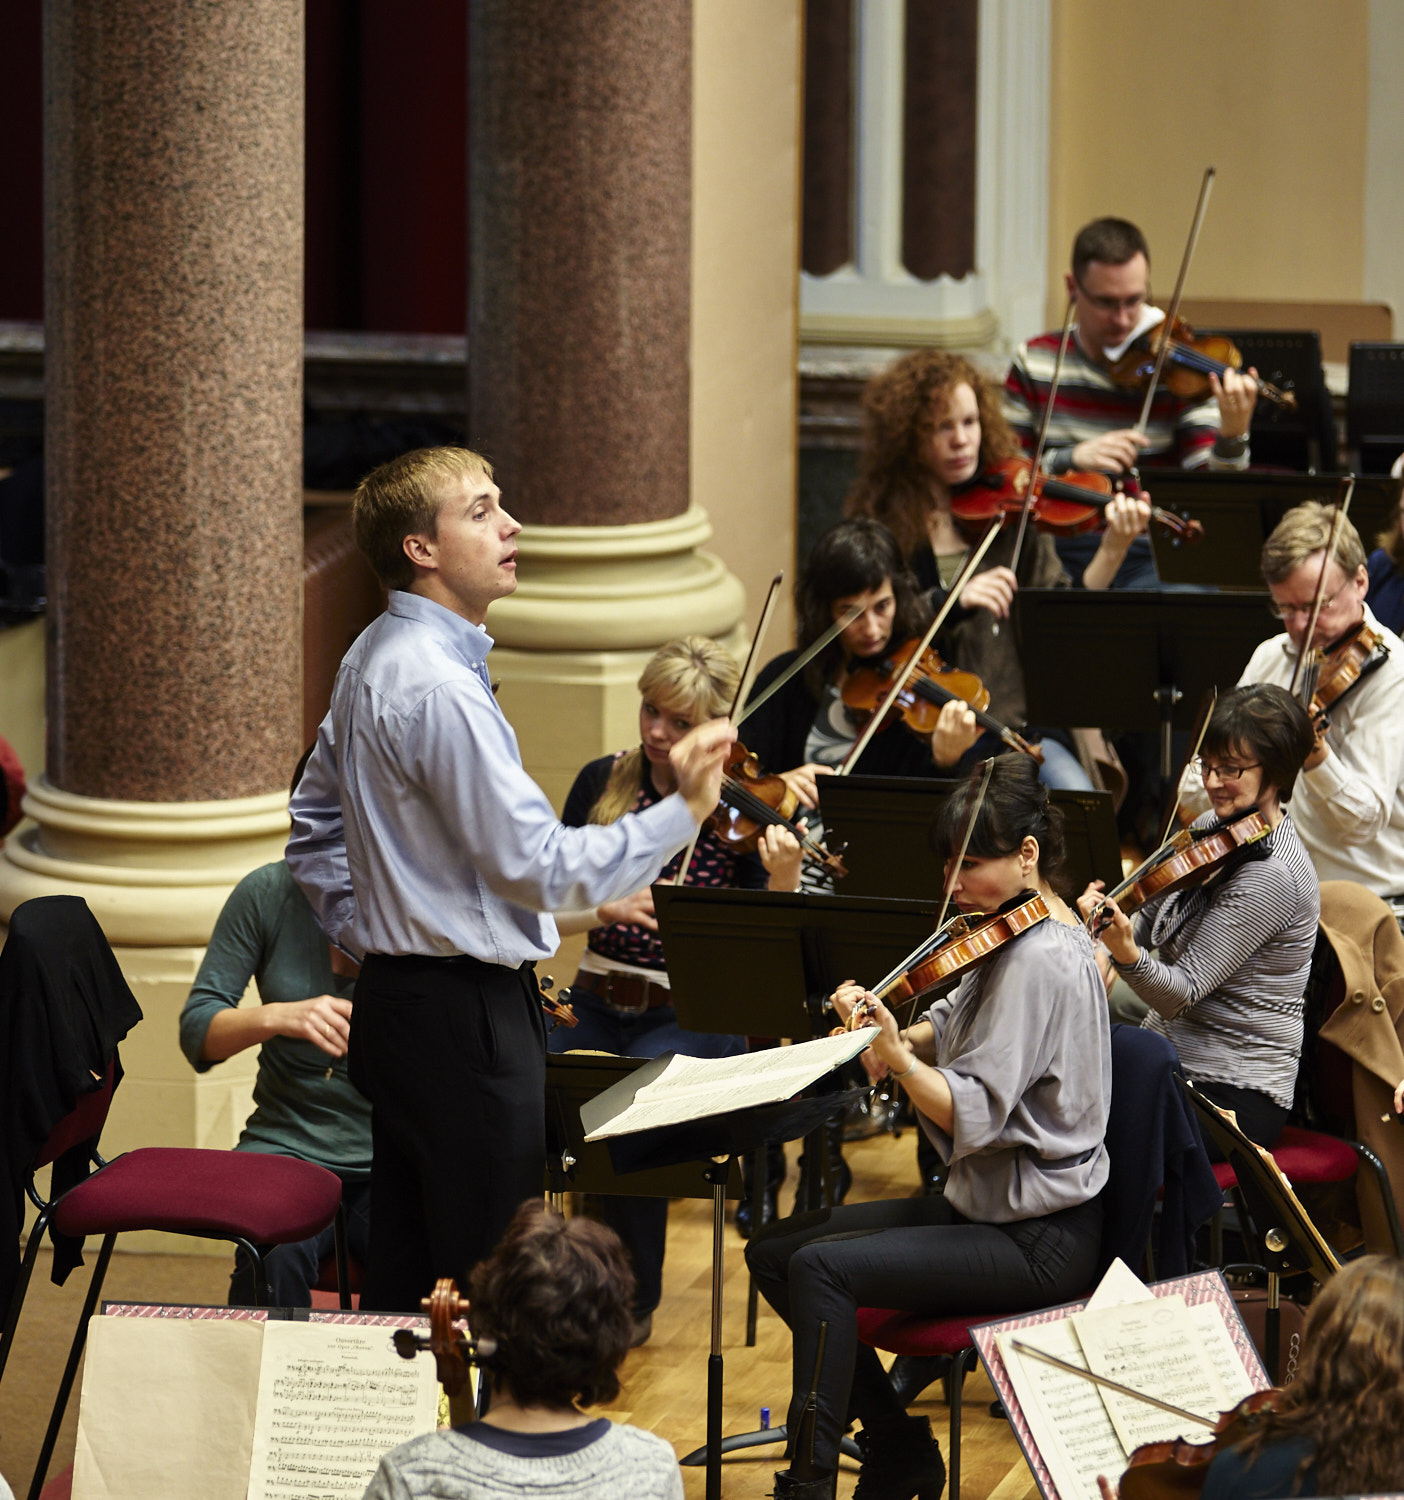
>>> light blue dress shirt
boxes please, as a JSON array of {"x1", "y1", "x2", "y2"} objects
[{"x1": 287, "y1": 591, "x2": 697, "y2": 966}]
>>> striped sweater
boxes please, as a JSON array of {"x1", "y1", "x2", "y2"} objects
[
  {"x1": 1118, "y1": 813, "x2": 1319, "y2": 1109},
  {"x1": 1003, "y1": 331, "x2": 1249, "y2": 473}
]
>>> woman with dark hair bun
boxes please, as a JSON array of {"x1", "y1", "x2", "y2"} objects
[
  {"x1": 747, "y1": 756, "x2": 1111, "y2": 1500},
  {"x1": 1079, "y1": 683, "x2": 1319, "y2": 1153},
  {"x1": 361, "y1": 1201, "x2": 683, "y2": 1500}
]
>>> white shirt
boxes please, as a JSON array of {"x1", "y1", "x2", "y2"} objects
[{"x1": 1178, "y1": 604, "x2": 1404, "y2": 897}]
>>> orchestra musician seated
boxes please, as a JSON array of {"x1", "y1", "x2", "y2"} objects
[
  {"x1": 549, "y1": 635, "x2": 801, "y2": 1334},
  {"x1": 844, "y1": 350, "x2": 1145, "y2": 787},
  {"x1": 1098, "y1": 1253, "x2": 1404, "y2": 1500},
  {"x1": 747, "y1": 755, "x2": 1111, "y2": 1500},
  {"x1": 360, "y1": 1201, "x2": 684, "y2": 1500},
  {"x1": 1082, "y1": 685, "x2": 1319, "y2": 1154},
  {"x1": 1177, "y1": 501, "x2": 1404, "y2": 911}
]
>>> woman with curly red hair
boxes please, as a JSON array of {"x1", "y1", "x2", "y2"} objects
[{"x1": 845, "y1": 351, "x2": 1148, "y2": 788}]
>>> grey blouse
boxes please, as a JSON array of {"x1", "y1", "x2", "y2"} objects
[{"x1": 918, "y1": 915, "x2": 1111, "y2": 1223}]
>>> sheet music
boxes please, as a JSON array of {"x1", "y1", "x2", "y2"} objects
[
  {"x1": 1187, "y1": 1301, "x2": 1262, "y2": 1407},
  {"x1": 584, "y1": 1028, "x2": 877, "y2": 1139},
  {"x1": 246, "y1": 1321, "x2": 439, "y2": 1500},
  {"x1": 997, "y1": 1321, "x2": 1130, "y2": 1500},
  {"x1": 1070, "y1": 1296, "x2": 1225, "y2": 1453}
]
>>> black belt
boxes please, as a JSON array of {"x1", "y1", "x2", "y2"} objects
[{"x1": 572, "y1": 969, "x2": 670, "y2": 1015}]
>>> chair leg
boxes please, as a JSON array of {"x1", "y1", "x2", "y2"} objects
[
  {"x1": 29, "y1": 1232, "x2": 117, "y2": 1500},
  {"x1": 0, "y1": 1209, "x2": 52, "y2": 1385},
  {"x1": 948, "y1": 1345, "x2": 972, "y2": 1500},
  {"x1": 230, "y1": 1236, "x2": 271, "y2": 1306},
  {"x1": 1350, "y1": 1142, "x2": 1404, "y2": 1256},
  {"x1": 333, "y1": 1203, "x2": 351, "y2": 1310}
]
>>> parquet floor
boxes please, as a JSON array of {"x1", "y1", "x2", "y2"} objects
[{"x1": 596, "y1": 1128, "x2": 1041, "y2": 1499}]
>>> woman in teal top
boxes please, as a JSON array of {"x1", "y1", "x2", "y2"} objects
[{"x1": 179, "y1": 858, "x2": 372, "y2": 1305}]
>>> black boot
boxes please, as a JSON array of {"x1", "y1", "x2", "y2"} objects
[
  {"x1": 772, "y1": 1472, "x2": 836, "y2": 1499},
  {"x1": 852, "y1": 1414, "x2": 946, "y2": 1500},
  {"x1": 737, "y1": 1139, "x2": 785, "y2": 1239},
  {"x1": 887, "y1": 1353, "x2": 951, "y2": 1407}
]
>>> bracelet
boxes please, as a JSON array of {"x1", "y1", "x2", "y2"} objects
[{"x1": 890, "y1": 1053, "x2": 918, "y2": 1080}]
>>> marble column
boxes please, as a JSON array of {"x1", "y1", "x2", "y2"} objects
[
  {"x1": 468, "y1": 0, "x2": 746, "y2": 821},
  {"x1": 0, "y1": 0, "x2": 304, "y2": 1173}
]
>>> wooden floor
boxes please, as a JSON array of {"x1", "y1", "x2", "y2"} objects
[
  {"x1": 597, "y1": 1128, "x2": 1040, "y2": 1500},
  {"x1": 0, "y1": 1126, "x2": 1039, "y2": 1500}
]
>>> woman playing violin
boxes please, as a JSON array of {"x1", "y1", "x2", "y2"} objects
[
  {"x1": 1081, "y1": 685, "x2": 1318, "y2": 1153},
  {"x1": 747, "y1": 756, "x2": 1111, "y2": 1500},
  {"x1": 551, "y1": 635, "x2": 801, "y2": 1337},
  {"x1": 1097, "y1": 1253, "x2": 1404, "y2": 1500},
  {"x1": 844, "y1": 350, "x2": 1145, "y2": 787}
]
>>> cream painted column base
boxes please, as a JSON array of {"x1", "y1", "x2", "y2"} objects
[{"x1": 2, "y1": 783, "x2": 285, "y2": 1252}]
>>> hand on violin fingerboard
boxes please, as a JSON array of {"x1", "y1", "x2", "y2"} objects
[
  {"x1": 1302, "y1": 719, "x2": 1331, "y2": 773},
  {"x1": 930, "y1": 699, "x2": 982, "y2": 769},
  {"x1": 1070, "y1": 429, "x2": 1148, "y2": 475},
  {"x1": 776, "y1": 762, "x2": 832, "y2": 812},
  {"x1": 1209, "y1": 366, "x2": 1259, "y2": 440},
  {"x1": 1077, "y1": 882, "x2": 1140, "y2": 967},
  {"x1": 758, "y1": 823, "x2": 804, "y2": 892}
]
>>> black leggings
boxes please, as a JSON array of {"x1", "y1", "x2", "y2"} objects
[{"x1": 745, "y1": 1193, "x2": 1103, "y2": 1475}]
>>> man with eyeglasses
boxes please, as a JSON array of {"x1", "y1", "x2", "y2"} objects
[
  {"x1": 1003, "y1": 218, "x2": 1260, "y2": 590},
  {"x1": 1179, "y1": 501, "x2": 1404, "y2": 904}
]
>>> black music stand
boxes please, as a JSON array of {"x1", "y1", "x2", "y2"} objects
[
  {"x1": 570, "y1": 1052, "x2": 869, "y2": 1499},
  {"x1": 1014, "y1": 590, "x2": 1272, "y2": 779},
  {"x1": 817, "y1": 776, "x2": 1121, "y2": 900},
  {"x1": 1179, "y1": 1078, "x2": 1340, "y2": 1381},
  {"x1": 1145, "y1": 471, "x2": 1398, "y2": 588}
]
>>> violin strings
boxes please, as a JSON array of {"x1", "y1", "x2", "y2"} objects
[{"x1": 718, "y1": 775, "x2": 829, "y2": 862}]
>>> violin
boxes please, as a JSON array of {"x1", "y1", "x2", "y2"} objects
[
  {"x1": 841, "y1": 637, "x2": 1045, "y2": 764},
  {"x1": 1108, "y1": 313, "x2": 1297, "y2": 411},
  {"x1": 708, "y1": 741, "x2": 849, "y2": 876},
  {"x1": 950, "y1": 458, "x2": 1204, "y2": 545},
  {"x1": 1088, "y1": 810, "x2": 1271, "y2": 936},
  {"x1": 392, "y1": 1277, "x2": 496, "y2": 1409},
  {"x1": 1118, "y1": 1389, "x2": 1283, "y2": 1500},
  {"x1": 1300, "y1": 620, "x2": 1390, "y2": 732},
  {"x1": 833, "y1": 891, "x2": 1051, "y2": 1033}
]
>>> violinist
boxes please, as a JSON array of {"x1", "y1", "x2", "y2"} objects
[
  {"x1": 1097, "y1": 1254, "x2": 1404, "y2": 1500},
  {"x1": 1003, "y1": 217, "x2": 1259, "y2": 587},
  {"x1": 550, "y1": 635, "x2": 801, "y2": 1338},
  {"x1": 747, "y1": 756, "x2": 1111, "y2": 1500},
  {"x1": 1083, "y1": 686, "x2": 1319, "y2": 1153},
  {"x1": 843, "y1": 351, "x2": 1140, "y2": 788},
  {"x1": 1179, "y1": 502, "x2": 1404, "y2": 902},
  {"x1": 287, "y1": 447, "x2": 734, "y2": 1312}
]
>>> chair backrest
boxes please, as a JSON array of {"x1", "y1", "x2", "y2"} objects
[
  {"x1": 32, "y1": 1055, "x2": 115, "y2": 1173},
  {"x1": 1348, "y1": 342, "x2": 1404, "y2": 473}
]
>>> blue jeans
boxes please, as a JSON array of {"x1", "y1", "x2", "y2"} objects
[
  {"x1": 954, "y1": 731, "x2": 1093, "y2": 791},
  {"x1": 229, "y1": 1172, "x2": 372, "y2": 1308},
  {"x1": 548, "y1": 987, "x2": 744, "y2": 1311}
]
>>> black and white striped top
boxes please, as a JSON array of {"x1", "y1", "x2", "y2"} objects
[{"x1": 1117, "y1": 813, "x2": 1320, "y2": 1109}]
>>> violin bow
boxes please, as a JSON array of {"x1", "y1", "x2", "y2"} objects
[
  {"x1": 1009, "y1": 296, "x2": 1077, "y2": 580},
  {"x1": 837, "y1": 520, "x2": 1003, "y2": 776},
  {"x1": 672, "y1": 572, "x2": 784, "y2": 887},
  {"x1": 1133, "y1": 165, "x2": 1216, "y2": 440},
  {"x1": 734, "y1": 601, "x2": 864, "y2": 728},
  {"x1": 1155, "y1": 686, "x2": 1218, "y2": 850},
  {"x1": 1006, "y1": 1341, "x2": 1217, "y2": 1429},
  {"x1": 1288, "y1": 474, "x2": 1356, "y2": 700}
]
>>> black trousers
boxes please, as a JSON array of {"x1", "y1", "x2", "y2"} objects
[
  {"x1": 1193, "y1": 1079, "x2": 1289, "y2": 1160},
  {"x1": 746, "y1": 1193, "x2": 1103, "y2": 1475},
  {"x1": 349, "y1": 952, "x2": 546, "y2": 1313}
]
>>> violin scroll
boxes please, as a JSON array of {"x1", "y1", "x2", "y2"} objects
[{"x1": 392, "y1": 1277, "x2": 497, "y2": 1399}]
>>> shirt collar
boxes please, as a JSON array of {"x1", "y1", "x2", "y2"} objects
[{"x1": 387, "y1": 589, "x2": 494, "y2": 664}]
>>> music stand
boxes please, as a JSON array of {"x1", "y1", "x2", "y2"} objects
[
  {"x1": 817, "y1": 776, "x2": 1122, "y2": 899},
  {"x1": 1014, "y1": 590, "x2": 1272, "y2": 778},
  {"x1": 568, "y1": 1052, "x2": 869, "y2": 1499},
  {"x1": 1179, "y1": 1078, "x2": 1341, "y2": 1381},
  {"x1": 1145, "y1": 471, "x2": 1398, "y2": 588}
]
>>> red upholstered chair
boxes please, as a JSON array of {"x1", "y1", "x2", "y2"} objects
[{"x1": 0, "y1": 1057, "x2": 347, "y2": 1500}]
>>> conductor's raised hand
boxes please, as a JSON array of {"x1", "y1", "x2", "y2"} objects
[
  {"x1": 598, "y1": 885, "x2": 657, "y2": 932},
  {"x1": 670, "y1": 717, "x2": 738, "y2": 823}
]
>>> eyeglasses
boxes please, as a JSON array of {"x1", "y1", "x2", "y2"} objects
[
  {"x1": 1073, "y1": 279, "x2": 1149, "y2": 315},
  {"x1": 1268, "y1": 587, "x2": 1345, "y2": 621},
  {"x1": 1193, "y1": 757, "x2": 1262, "y2": 784}
]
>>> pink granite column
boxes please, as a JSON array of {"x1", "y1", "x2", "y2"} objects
[
  {"x1": 468, "y1": 0, "x2": 691, "y2": 528},
  {"x1": 43, "y1": 0, "x2": 303, "y2": 802}
]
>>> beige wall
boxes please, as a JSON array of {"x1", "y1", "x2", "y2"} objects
[
  {"x1": 692, "y1": 0, "x2": 803, "y2": 647},
  {"x1": 1049, "y1": 0, "x2": 1369, "y2": 321}
]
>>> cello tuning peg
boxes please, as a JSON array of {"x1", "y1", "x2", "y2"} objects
[{"x1": 539, "y1": 974, "x2": 555, "y2": 993}]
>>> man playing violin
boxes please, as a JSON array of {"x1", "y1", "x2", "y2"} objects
[
  {"x1": 286, "y1": 446, "x2": 733, "y2": 1313},
  {"x1": 1003, "y1": 217, "x2": 1260, "y2": 588},
  {"x1": 1178, "y1": 502, "x2": 1404, "y2": 903}
]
